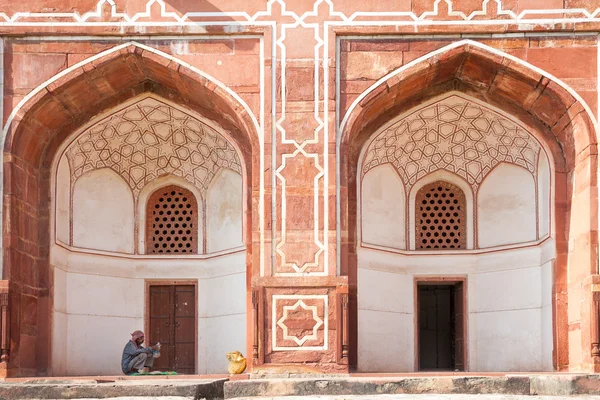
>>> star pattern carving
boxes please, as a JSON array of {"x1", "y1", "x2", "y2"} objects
[
  {"x1": 65, "y1": 97, "x2": 241, "y2": 195},
  {"x1": 362, "y1": 95, "x2": 541, "y2": 190},
  {"x1": 276, "y1": 300, "x2": 323, "y2": 346}
]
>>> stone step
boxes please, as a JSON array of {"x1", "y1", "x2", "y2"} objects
[
  {"x1": 224, "y1": 375, "x2": 600, "y2": 398},
  {"x1": 33, "y1": 396, "x2": 600, "y2": 400},
  {"x1": 1, "y1": 374, "x2": 599, "y2": 399},
  {"x1": 0, "y1": 379, "x2": 226, "y2": 399}
]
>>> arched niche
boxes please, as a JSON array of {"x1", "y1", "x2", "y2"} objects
[
  {"x1": 343, "y1": 40, "x2": 595, "y2": 372},
  {"x1": 408, "y1": 170, "x2": 474, "y2": 251},
  {"x1": 137, "y1": 175, "x2": 205, "y2": 255},
  {"x1": 477, "y1": 163, "x2": 537, "y2": 248},
  {"x1": 206, "y1": 168, "x2": 244, "y2": 254},
  {"x1": 72, "y1": 168, "x2": 135, "y2": 254},
  {"x1": 359, "y1": 163, "x2": 406, "y2": 250}
]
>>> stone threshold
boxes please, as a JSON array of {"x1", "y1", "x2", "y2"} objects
[{"x1": 0, "y1": 374, "x2": 598, "y2": 399}]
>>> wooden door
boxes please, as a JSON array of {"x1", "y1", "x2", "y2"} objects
[
  {"x1": 418, "y1": 285, "x2": 453, "y2": 370},
  {"x1": 149, "y1": 285, "x2": 196, "y2": 374},
  {"x1": 453, "y1": 282, "x2": 465, "y2": 371}
]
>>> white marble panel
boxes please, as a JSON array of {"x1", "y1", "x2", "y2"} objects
[
  {"x1": 469, "y1": 266, "x2": 542, "y2": 312},
  {"x1": 53, "y1": 266, "x2": 67, "y2": 313},
  {"x1": 537, "y1": 151, "x2": 551, "y2": 238},
  {"x1": 358, "y1": 267, "x2": 413, "y2": 314},
  {"x1": 198, "y1": 272, "x2": 246, "y2": 318},
  {"x1": 478, "y1": 163, "x2": 536, "y2": 248},
  {"x1": 55, "y1": 156, "x2": 71, "y2": 244},
  {"x1": 541, "y1": 261, "x2": 553, "y2": 308},
  {"x1": 51, "y1": 310, "x2": 68, "y2": 376},
  {"x1": 207, "y1": 169, "x2": 243, "y2": 253},
  {"x1": 62, "y1": 247, "x2": 245, "y2": 280},
  {"x1": 198, "y1": 313, "x2": 246, "y2": 374},
  {"x1": 66, "y1": 314, "x2": 142, "y2": 375},
  {"x1": 357, "y1": 309, "x2": 414, "y2": 372},
  {"x1": 73, "y1": 169, "x2": 135, "y2": 253},
  {"x1": 541, "y1": 304, "x2": 553, "y2": 371},
  {"x1": 470, "y1": 308, "x2": 543, "y2": 371},
  {"x1": 361, "y1": 164, "x2": 406, "y2": 249},
  {"x1": 66, "y1": 273, "x2": 143, "y2": 318},
  {"x1": 357, "y1": 245, "x2": 547, "y2": 276}
]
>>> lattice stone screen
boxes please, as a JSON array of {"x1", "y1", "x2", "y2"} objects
[
  {"x1": 146, "y1": 185, "x2": 199, "y2": 254},
  {"x1": 415, "y1": 181, "x2": 466, "y2": 250}
]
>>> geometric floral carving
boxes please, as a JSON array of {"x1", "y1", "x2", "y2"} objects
[
  {"x1": 362, "y1": 94, "x2": 541, "y2": 191},
  {"x1": 277, "y1": 300, "x2": 323, "y2": 346},
  {"x1": 272, "y1": 295, "x2": 328, "y2": 351},
  {"x1": 65, "y1": 96, "x2": 241, "y2": 196}
]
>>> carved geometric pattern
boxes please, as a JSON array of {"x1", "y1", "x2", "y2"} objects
[
  {"x1": 272, "y1": 294, "x2": 328, "y2": 351},
  {"x1": 362, "y1": 94, "x2": 541, "y2": 191},
  {"x1": 65, "y1": 96, "x2": 241, "y2": 196},
  {"x1": 415, "y1": 181, "x2": 466, "y2": 250},
  {"x1": 277, "y1": 300, "x2": 323, "y2": 346},
  {"x1": 146, "y1": 185, "x2": 198, "y2": 254}
]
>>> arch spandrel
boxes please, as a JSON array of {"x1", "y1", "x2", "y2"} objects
[{"x1": 4, "y1": 42, "x2": 260, "y2": 170}]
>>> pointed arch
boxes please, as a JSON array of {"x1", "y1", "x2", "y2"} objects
[
  {"x1": 340, "y1": 40, "x2": 599, "y2": 372},
  {"x1": 1, "y1": 42, "x2": 260, "y2": 376},
  {"x1": 3, "y1": 41, "x2": 260, "y2": 165}
]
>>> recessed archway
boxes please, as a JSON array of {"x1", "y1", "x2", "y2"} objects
[
  {"x1": 2, "y1": 43, "x2": 260, "y2": 376},
  {"x1": 340, "y1": 40, "x2": 598, "y2": 372}
]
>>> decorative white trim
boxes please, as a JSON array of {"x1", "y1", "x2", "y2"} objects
[
  {"x1": 361, "y1": 235, "x2": 553, "y2": 257},
  {"x1": 272, "y1": 294, "x2": 329, "y2": 351},
  {"x1": 54, "y1": 241, "x2": 245, "y2": 260},
  {"x1": 6, "y1": 0, "x2": 600, "y2": 27},
  {"x1": 277, "y1": 300, "x2": 323, "y2": 346}
]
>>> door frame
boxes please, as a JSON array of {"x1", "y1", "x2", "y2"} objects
[
  {"x1": 413, "y1": 276, "x2": 468, "y2": 372},
  {"x1": 144, "y1": 279, "x2": 199, "y2": 374}
]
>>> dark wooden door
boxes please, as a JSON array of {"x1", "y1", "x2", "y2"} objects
[
  {"x1": 418, "y1": 285, "x2": 453, "y2": 370},
  {"x1": 149, "y1": 285, "x2": 196, "y2": 374},
  {"x1": 453, "y1": 282, "x2": 465, "y2": 371}
]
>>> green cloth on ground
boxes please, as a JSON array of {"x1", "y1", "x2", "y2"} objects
[{"x1": 130, "y1": 371, "x2": 178, "y2": 376}]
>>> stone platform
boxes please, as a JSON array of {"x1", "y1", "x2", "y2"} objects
[{"x1": 0, "y1": 374, "x2": 599, "y2": 399}]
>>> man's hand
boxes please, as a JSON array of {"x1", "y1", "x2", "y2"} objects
[{"x1": 150, "y1": 345, "x2": 159, "y2": 351}]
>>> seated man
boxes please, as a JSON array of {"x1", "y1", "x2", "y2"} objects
[{"x1": 121, "y1": 330, "x2": 157, "y2": 375}]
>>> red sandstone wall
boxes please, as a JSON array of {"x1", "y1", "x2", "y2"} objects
[{"x1": 0, "y1": 0, "x2": 599, "y2": 376}]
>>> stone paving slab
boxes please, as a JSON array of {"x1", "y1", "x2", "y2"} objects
[
  {"x1": 31, "y1": 396, "x2": 600, "y2": 400},
  {"x1": 224, "y1": 377, "x2": 532, "y2": 398},
  {"x1": 3, "y1": 375, "x2": 600, "y2": 399},
  {"x1": 229, "y1": 396, "x2": 600, "y2": 400},
  {"x1": 0, "y1": 379, "x2": 225, "y2": 400},
  {"x1": 224, "y1": 375, "x2": 600, "y2": 398}
]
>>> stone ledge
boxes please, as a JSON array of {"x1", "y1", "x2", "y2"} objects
[
  {"x1": 530, "y1": 374, "x2": 600, "y2": 395},
  {"x1": 224, "y1": 375, "x2": 600, "y2": 398},
  {"x1": 1, "y1": 374, "x2": 600, "y2": 399},
  {"x1": 0, "y1": 378, "x2": 226, "y2": 400},
  {"x1": 224, "y1": 377, "x2": 532, "y2": 397}
]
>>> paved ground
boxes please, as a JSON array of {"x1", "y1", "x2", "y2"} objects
[{"x1": 38, "y1": 396, "x2": 600, "y2": 400}]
